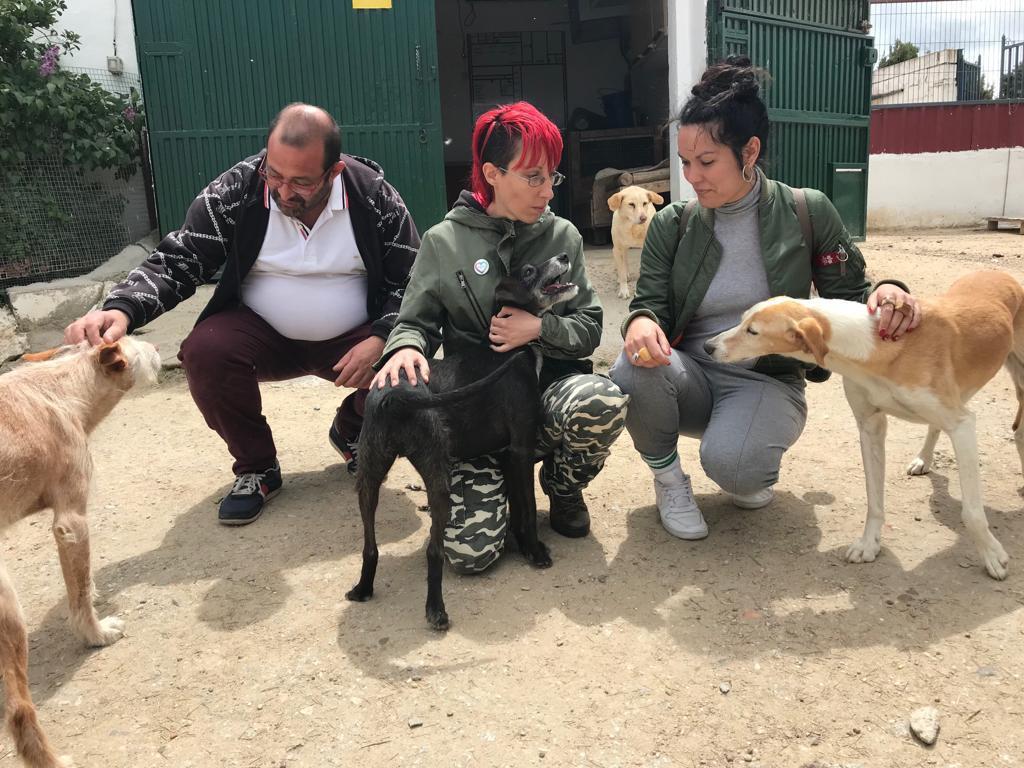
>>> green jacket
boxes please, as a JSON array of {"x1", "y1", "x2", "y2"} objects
[
  {"x1": 624, "y1": 172, "x2": 872, "y2": 376},
  {"x1": 381, "y1": 193, "x2": 602, "y2": 378}
]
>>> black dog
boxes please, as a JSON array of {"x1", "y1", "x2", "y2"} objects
[{"x1": 346, "y1": 253, "x2": 579, "y2": 630}]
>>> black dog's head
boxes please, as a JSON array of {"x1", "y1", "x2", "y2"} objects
[{"x1": 493, "y1": 253, "x2": 579, "y2": 315}]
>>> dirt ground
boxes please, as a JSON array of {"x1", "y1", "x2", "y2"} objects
[{"x1": 4, "y1": 227, "x2": 1024, "y2": 768}]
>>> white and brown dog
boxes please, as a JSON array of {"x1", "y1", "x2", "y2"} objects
[
  {"x1": 704, "y1": 271, "x2": 1024, "y2": 581},
  {"x1": 608, "y1": 185, "x2": 664, "y2": 299},
  {"x1": 0, "y1": 337, "x2": 160, "y2": 768}
]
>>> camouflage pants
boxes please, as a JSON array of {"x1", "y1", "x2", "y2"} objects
[{"x1": 444, "y1": 373, "x2": 629, "y2": 573}]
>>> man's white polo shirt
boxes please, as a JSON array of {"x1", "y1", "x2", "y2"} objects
[{"x1": 241, "y1": 172, "x2": 370, "y2": 341}]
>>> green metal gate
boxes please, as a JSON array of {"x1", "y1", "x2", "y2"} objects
[
  {"x1": 133, "y1": 1, "x2": 445, "y2": 236},
  {"x1": 707, "y1": 1, "x2": 874, "y2": 238}
]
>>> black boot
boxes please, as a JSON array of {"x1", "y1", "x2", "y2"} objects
[
  {"x1": 548, "y1": 490, "x2": 591, "y2": 538},
  {"x1": 541, "y1": 460, "x2": 590, "y2": 538}
]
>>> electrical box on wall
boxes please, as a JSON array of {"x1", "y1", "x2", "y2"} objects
[{"x1": 106, "y1": 55, "x2": 124, "y2": 74}]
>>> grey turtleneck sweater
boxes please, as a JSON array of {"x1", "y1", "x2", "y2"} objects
[{"x1": 681, "y1": 177, "x2": 770, "y2": 367}]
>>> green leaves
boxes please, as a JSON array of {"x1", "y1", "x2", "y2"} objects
[
  {"x1": 0, "y1": 0, "x2": 144, "y2": 279},
  {"x1": 0, "y1": 0, "x2": 144, "y2": 181}
]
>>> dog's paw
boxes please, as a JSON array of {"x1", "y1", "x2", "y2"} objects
[
  {"x1": 426, "y1": 606, "x2": 450, "y2": 632},
  {"x1": 906, "y1": 457, "x2": 931, "y2": 476},
  {"x1": 345, "y1": 585, "x2": 373, "y2": 602},
  {"x1": 617, "y1": 284, "x2": 631, "y2": 300},
  {"x1": 527, "y1": 541, "x2": 553, "y2": 569},
  {"x1": 84, "y1": 615, "x2": 125, "y2": 647},
  {"x1": 981, "y1": 543, "x2": 1010, "y2": 580},
  {"x1": 57, "y1": 756, "x2": 76, "y2": 768},
  {"x1": 846, "y1": 537, "x2": 881, "y2": 564}
]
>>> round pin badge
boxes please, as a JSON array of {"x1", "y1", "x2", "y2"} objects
[{"x1": 473, "y1": 258, "x2": 489, "y2": 276}]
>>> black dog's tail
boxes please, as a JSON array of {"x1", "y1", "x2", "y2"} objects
[{"x1": 378, "y1": 350, "x2": 528, "y2": 412}]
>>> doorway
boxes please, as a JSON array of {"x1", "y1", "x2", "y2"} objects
[{"x1": 433, "y1": 0, "x2": 670, "y2": 240}]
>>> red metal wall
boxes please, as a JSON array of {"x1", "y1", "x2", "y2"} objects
[{"x1": 870, "y1": 102, "x2": 1024, "y2": 154}]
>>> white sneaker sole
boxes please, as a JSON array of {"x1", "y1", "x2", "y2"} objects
[
  {"x1": 660, "y1": 514, "x2": 709, "y2": 540},
  {"x1": 732, "y1": 490, "x2": 774, "y2": 510}
]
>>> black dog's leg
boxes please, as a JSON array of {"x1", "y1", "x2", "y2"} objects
[
  {"x1": 501, "y1": 452, "x2": 552, "y2": 568},
  {"x1": 345, "y1": 465, "x2": 385, "y2": 603},
  {"x1": 409, "y1": 451, "x2": 451, "y2": 631}
]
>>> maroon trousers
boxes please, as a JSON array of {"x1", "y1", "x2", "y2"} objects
[{"x1": 179, "y1": 306, "x2": 372, "y2": 474}]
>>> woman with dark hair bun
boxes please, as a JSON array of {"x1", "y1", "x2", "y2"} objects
[
  {"x1": 374, "y1": 102, "x2": 628, "y2": 573},
  {"x1": 610, "y1": 56, "x2": 921, "y2": 541}
]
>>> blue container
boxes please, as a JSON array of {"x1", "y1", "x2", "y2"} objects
[{"x1": 600, "y1": 90, "x2": 633, "y2": 128}]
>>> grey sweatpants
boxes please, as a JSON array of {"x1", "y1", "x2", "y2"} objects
[{"x1": 608, "y1": 349, "x2": 807, "y2": 496}]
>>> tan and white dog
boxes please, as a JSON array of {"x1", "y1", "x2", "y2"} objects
[
  {"x1": 608, "y1": 185, "x2": 664, "y2": 299},
  {"x1": 0, "y1": 337, "x2": 160, "y2": 768},
  {"x1": 704, "y1": 271, "x2": 1024, "y2": 581}
]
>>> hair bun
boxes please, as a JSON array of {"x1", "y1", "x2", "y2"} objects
[{"x1": 691, "y1": 55, "x2": 764, "y2": 104}]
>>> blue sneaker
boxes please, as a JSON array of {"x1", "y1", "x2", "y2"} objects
[
  {"x1": 218, "y1": 463, "x2": 282, "y2": 525},
  {"x1": 328, "y1": 421, "x2": 359, "y2": 476}
]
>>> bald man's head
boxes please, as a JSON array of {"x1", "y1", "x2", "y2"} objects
[{"x1": 267, "y1": 103, "x2": 341, "y2": 170}]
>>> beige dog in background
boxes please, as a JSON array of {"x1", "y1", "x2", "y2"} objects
[
  {"x1": 608, "y1": 185, "x2": 664, "y2": 299},
  {"x1": 0, "y1": 337, "x2": 160, "y2": 768},
  {"x1": 705, "y1": 271, "x2": 1024, "y2": 581}
]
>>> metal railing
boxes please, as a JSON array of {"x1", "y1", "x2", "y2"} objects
[
  {"x1": 871, "y1": 1, "x2": 1024, "y2": 105},
  {"x1": 1003, "y1": 34, "x2": 1024, "y2": 97}
]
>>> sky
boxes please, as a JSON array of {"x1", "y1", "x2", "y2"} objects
[{"x1": 872, "y1": 0, "x2": 1024, "y2": 89}]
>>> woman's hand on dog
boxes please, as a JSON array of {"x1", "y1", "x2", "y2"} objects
[
  {"x1": 624, "y1": 317, "x2": 672, "y2": 367},
  {"x1": 333, "y1": 336, "x2": 386, "y2": 389},
  {"x1": 373, "y1": 347, "x2": 430, "y2": 388},
  {"x1": 64, "y1": 309, "x2": 130, "y2": 346},
  {"x1": 867, "y1": 286, "x2": 921, "y2": 342},
  {"x1": 489, "y1": 307, "x2": 542, "y2": 352}
]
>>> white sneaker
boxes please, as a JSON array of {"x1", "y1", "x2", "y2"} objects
[
  {"x1": 731, "y1": 486, "x2": 775, "y2": 510},
  {"x1": 655, "y1": 472, "x2": 708, "y2": 540}
]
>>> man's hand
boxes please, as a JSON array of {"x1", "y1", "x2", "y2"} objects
[
  {"x1": 64, "y1": 309, "x2": 130, "y2": 346},
  {"x1": 332, "y1": 335, "x2": 386, "y2": 389},
  {"x1": 489, "y1": 306, "x2": 542, "y2": 353}
]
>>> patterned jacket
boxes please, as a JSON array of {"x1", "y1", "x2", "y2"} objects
[{"x1": 103, "y1": 150, "x2": 420, "y2": 341}]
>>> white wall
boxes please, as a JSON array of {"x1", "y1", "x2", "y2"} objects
[
  {"x1": 867, "y1": 148, "x2": 1024, "y2": 228},
  {"x1": 871, "y1": 49, "x2": 958, "y2": 106},
  {"x1": 58, "y1": 0, "x2": 139, "y2": 76},
  {"x1": 667, "y1": 1, "x2": 706, "y2": 201}
]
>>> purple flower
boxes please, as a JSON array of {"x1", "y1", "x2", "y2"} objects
[
  {"x1": 38, "y1": 45, "x2": 60, "y2": 76},
  {"x1": 122, "y1": 106, "x2": 137, "y2": 122}
]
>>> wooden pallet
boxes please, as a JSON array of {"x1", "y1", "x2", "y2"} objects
[{"x1": 986, "y1": 217, "x2": 1024, "y2": 234}]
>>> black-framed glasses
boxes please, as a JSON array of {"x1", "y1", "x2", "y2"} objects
[
  {"x1": 258, "y1": 164, "x2": 331, "y2": 194},
  {"x1": 498, "y1": 167, "x2": 565, "y2": 188}
]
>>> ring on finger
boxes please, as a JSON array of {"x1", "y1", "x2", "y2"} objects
[{"x1": 632, "y1": 351, "x2": 640, "y2": 362}]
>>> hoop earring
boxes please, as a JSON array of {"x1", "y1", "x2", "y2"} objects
[{"x1": 742, "y1": 164, "x2": 755, "y2": 184}]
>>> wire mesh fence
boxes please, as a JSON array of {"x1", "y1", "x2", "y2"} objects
[
  {"x1": 1, "y1": 67, "x2": 152, "y2": 293},
  {"x1": 871, "y1": 0, "x2": 1024, "y2": 104},
  {"x1": 64, "y1": 66, "x2": 142, "y2": 96}
]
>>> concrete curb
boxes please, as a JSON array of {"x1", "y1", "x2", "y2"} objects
[{"x1": 3, "y1": 232, "x2": 157, "y2": 358}]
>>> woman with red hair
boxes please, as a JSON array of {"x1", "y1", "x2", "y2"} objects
[{"x1": 373, "y1": 102, "x2": 627, "y2": 574}]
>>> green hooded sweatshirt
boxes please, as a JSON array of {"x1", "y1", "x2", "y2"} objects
[{"x1": 380, "y1": 192, "x2": 602, "y2": 382}]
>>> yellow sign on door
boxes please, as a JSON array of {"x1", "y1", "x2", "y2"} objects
[{"x1": 353, "y1": 0, "x2": 392, "y2": 8}]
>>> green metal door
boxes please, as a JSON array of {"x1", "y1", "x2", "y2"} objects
[
  {"x1": 708, "y1": 1, "x2": 874, "y2": 238},
  {"x1": 133, "y1": 1, "x2": 445, "y2": 236}
]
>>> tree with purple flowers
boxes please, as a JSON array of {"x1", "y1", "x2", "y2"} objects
[
  {"x1": 1, "y1": 0, "x2": 147, "y2": 283},
  {"x1": 0, "y1": 0, "x2": 143, "y2": 176}
]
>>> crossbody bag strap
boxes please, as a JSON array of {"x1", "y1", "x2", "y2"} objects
[
  {"x1": 677, "y1": 199, "x2": 698, "y2": 246},
  {"x1": 792, "y1": 187, "x2": 814, "y2": 256}
]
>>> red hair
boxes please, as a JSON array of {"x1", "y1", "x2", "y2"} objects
[{"x1": 470, "y1": 102, "x2": 563, "y2": 208}]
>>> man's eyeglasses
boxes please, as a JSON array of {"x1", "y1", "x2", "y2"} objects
[
  {"x1": 258, "y1": 165, "x2": 330, "y2": 194},
  {"x1": 498, "y1": 167, "x2": 565, "y2": 188}
]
